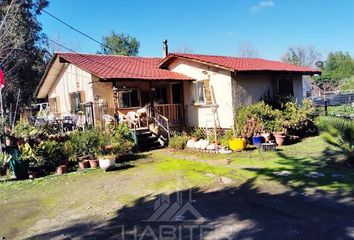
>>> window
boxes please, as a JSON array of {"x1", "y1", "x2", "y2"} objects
[
  {"x1": 278, "y1": 76, "x2": 294, "y2": 97},
  {"x1": 69, "y1": 91, "x2": 81, "y2": 113},
  {"x1": 192, "y1": 81, "x2": 205, "y2": 104},
  {"x1": 118, "y1": 88, "x2": 141, "y2": 108},
  {"x1": 155, "y1": 87, "x2": 168, "y2": 104}
]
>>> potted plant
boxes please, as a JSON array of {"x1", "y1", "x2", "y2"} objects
[
  {"x1": 7, "y1": 146, "x2": 29, "y2": 179},
  {"x1": 252, "y1": 132, "x2": 264, "y2": 147},
  {"x1": 274, "y1": 131, "x2": 286, "y2": 146},
  {"x1": 98, "y1": 153, "x2": 116, "y2": 171}
]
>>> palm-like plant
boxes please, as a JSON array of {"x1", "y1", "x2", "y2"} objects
[{"x1": 317, "y1": 116, "x2": 354, "y2": 164}]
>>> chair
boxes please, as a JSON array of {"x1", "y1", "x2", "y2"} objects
[{"x1": 126, "y1": 111, "x2": 141, "y2": 128}]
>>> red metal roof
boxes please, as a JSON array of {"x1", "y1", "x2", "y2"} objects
[
  {"x1": 160, "y1": 53, "x2": 321, "y2": 74},
  {"x1": 56, "y1": 52, "x2": 193, "y2": 80}
]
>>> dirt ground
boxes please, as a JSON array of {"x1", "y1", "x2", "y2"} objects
[{"x1": 1, "y1": 145, "x2": 353, "y2": 240}]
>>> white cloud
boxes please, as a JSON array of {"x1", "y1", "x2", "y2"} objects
[{"x1": 251, "y1": 0, "x2": 274, "y2": 12}]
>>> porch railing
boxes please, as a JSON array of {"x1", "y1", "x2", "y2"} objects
[
  {"x1": 154, "y1": 104, "x2": 183, "y2": 126},
  {"x1": 148, "y1": 106, "x2": 170, "y2": 142}
]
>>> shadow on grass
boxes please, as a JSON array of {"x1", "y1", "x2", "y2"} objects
[
  {"x1": 244, "y1": 151, "x2": 354, "y2": 197},
  {"x1": 27, "y1": 179, "x2": 354, "y2": 240}
]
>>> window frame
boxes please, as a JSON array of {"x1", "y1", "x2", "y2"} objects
[
  {"x1": 117, "y1": 88, "x2": 142, "y2": 109},
  {"x1": 191, "y1": 81, "x2": 205, "y2": 105},
  {"x1": 277, "y1": 75, "x2": 294, "y2": 97}
]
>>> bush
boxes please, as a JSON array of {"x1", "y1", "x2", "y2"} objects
[
  {"x1": 235, "y1": 101, "x2": 282, "y2": 137},
  {"x1": 169, "y1": 135, "x2": 190, "y2": 150},
  {"x1": 234, "y1": 99, "x2": 316, "y2": 137},
  {"x1": 282, "y1": 99, "x2": 316, "y2": 135},
  {"x1": 317, "y1": 116, "x2": 354, "y2": 165},
  {"x1": 67, "y1": 128, "x2": 101, "y2": 159}
]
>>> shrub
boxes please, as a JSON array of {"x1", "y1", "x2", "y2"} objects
[
  {"x1": 67, "y1": 128, "x2": 101, "y2": 159},
  {"x1": 282, "y1": 99, "x2": 316, "y2": 135},
  {"x1": 234, "y1": 99, "x2": 316, "y2": 137},
  {"x1": 317, "y1": 116, "x2": 354, "y2": 165},
  {"x1": 169, "y1": 135, "x2": 189, "y2": 150},
  {"x1": 0, "y1": 152, "x2": 10, "y2": 167},
  {"x1": 235, "y1": 101, "x2": 282, "y2": 137}
]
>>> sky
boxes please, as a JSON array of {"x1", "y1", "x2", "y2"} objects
[{"x1": 38, "y1": 0, "x2": 354, "y2": 60}]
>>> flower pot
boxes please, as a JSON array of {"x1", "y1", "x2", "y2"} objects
[
  {"x1": 252, "y1": 136, "x2": 264, "y2": 147},
  {"x1": 98, "y1": 157, "x2": 116, "y2": 172},
  {"x1": 60, "y1": 159, "x2": 69, "y2": 167},
  {"x1": 28, "y1": 170, "x2": 37, "y2": 179},
  {"x1": 89, "y1": 159, "x2": 99, "y2": 169},
  {"x1": 77, "y1": 155, "x2": 90, "y2": 161},
  {"x1": 229, "y1": 138, "x2": 246, "y2": 151},
  {"x1": 274, "y1": 133, "x2": 286, "y2": 146},
  {"x1": 56, "y1": 165, "x2": 67, "y2": 175},
  {"x1": 78, "y1": 160, "x2": 90, "y2": 170},
  {"x1": 8, "y1": 159, "x2": 29, "y2": 180}
]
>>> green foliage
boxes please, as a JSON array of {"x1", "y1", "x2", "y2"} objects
[
  {"x1": 317, "y1": 116, "x2": 354, "y2": 164},
  {"x1": 101, "y1": 31, "x2": 140, "y2": 56},
  {"x1": 169, "y1": 135, "x2": 190, "y2": 150},
  {"x1": 315, "y1": 51, "x2": 354, "y2": 86},
  {"x1": 98, "y1": 124, "x2": 134, "y2": 156},
  {"x1": 0, "y1": 152, "x2": 10, "y2": 167},
  {"x1": 235, "y1": 101, "x2": 282, "y2": 137},
  {"x1": 190, "y1": 127, "x2": 206, "y2": 140},
  {"x1": 282, "y1": 99, "x2": 316, "y2": 134},
  {"x1": 11, "y1": 120, "x2": 44, "y2": 141},
  {"x1": 219, "y1": 129, "x2": 235, "y2": 147},
  {"x1": 67, "y1": 128, "x2": 101, "y2": 159},
  {"x1": 235, "y1": 99, "x2": 316, "y2": 136},
  {"x1": 34, "y1": 140, "x2": 67, "y2": 168},
  {"x1": 0, "y1": 0, "x2": 50, "y2": 108},
  {"x1": 339, "y1": 76, "x2": 354, "y2": 91},
  {"x1": 328, "y1": 104, "x2": 354, "y2": 116}
]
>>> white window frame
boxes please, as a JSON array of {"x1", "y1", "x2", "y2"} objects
[{"x1": 191, "y1": 81, "x2": 205, "y2": 105}]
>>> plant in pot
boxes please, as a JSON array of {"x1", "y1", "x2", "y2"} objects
[
  {"x1": 98, "y1": 132, "x2": 116, "y2": 171},
  {"x1": 36, "y1": 140, "x2": 67, "y2": 175},
  {"x1": 68, "y1": 129, "x2": 99, "y2": 169}
]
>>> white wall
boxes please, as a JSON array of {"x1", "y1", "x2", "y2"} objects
[
  {"x1": 168, "y1": 59, "x2": 234, "y2": 128},
  {"x1": 48, "y1": 63, "x2": 94, "y2": 115}
]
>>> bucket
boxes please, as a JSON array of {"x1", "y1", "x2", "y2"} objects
[{"x1": 229, "y1": 138, "x2": 246, "y2": 151}]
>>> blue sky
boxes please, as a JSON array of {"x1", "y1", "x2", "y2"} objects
[{"x1": 38, "y1": 0, "x2": 354, "y2": 60}]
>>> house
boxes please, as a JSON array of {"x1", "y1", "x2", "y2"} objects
[{"x1": 35, "y1": 43, "x2": 320, "y2": 138}]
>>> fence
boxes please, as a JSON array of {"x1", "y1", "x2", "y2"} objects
[{"x1": 311, "y1": 90, "x2": 354, "y2": 119}]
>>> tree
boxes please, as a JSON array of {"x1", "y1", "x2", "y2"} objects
[
  {"x1": 316, "y1": 51, "x2": 354, "y2": 86},
  {"x1": 281, "y1": 45, "x2": 321, "y2": 67},
  {"x1": 238, "y1": 41, "x2": 259, "y2": 58},
  {"x1": 100, "y1": 31, "x2": 140, "y2": 56},
  {"x1": 0, "y1": 0, "x2": 49, "y2": 109}
]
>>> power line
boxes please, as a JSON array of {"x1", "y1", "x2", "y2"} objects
[{"x1": 41, "y1": 8, "x2": 106, "y2": 49}]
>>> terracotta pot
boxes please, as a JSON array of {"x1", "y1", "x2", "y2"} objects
[
  {"x1": 56, "y1": 165, "x2": 67, "y2": 175},
  {"x1": 78, "y1": 160, "x2": 90, "y2": 169},
  {"x1": 274, "y1": 134, "x2": 286, "y2": 146},
  {"x1": 0, "y1": 166, "x2": 7, "y2": 176},
  {"x1": 89, "y1": 159, "x2": 99, "y2": 169},
  {"x1": 60, "y1": 159, "x2": 69, "y2": 167},
  {"x1": 77, "y1": 155, "x2": 90, "y2": 161}
]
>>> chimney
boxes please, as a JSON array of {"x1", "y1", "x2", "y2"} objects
[{"x1": 163, "y1": 39, "x2": 168, "y2": 57}]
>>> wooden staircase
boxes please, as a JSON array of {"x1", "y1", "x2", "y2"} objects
[{"x1": 136, "y1": 128, "x2": 164, "y2": 152}]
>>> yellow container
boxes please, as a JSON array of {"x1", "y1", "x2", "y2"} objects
[{"x1": 229, "y1": 138, "x2": 246, "y2": 151}]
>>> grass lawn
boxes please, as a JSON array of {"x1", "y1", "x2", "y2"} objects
[{"x1": 0, "y1": 136, "x2": 353, "y2": 239}]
